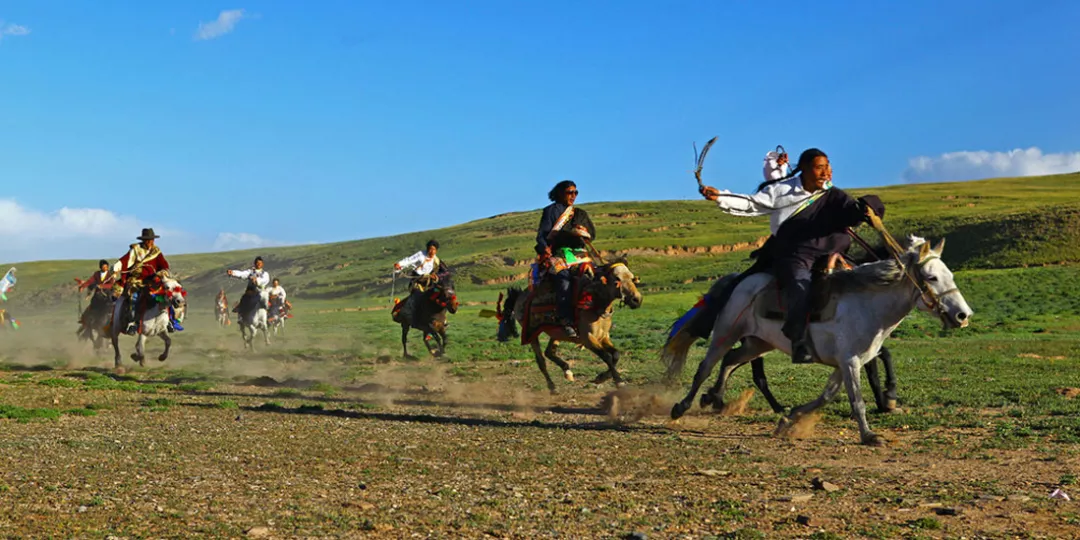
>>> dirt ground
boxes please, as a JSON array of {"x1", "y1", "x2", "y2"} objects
[{"x1": 1, "y1": 365, "x2": 1079, "y2": 540}]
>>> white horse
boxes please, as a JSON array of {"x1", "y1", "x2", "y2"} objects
[
  {"x1": 236, "y1": 284, "x2": 270, "y2": 349},
  {"x1": 665, "y1": 237, "x2": 972, "y2": 445},
  {"x1": 110, "y1": 277, "x2": 187, "y2": 368}
]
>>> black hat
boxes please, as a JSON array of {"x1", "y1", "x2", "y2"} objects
[
  {"x1": 98, "y1": 259, "x2": 109, "y2": 267},
  {"x1": 137, "y1": 228, "x2": 160, "y2": 241}
]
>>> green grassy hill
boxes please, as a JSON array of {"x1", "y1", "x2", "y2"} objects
[{"x1": 4, "y1": 172, "x2": 1080, "y2": 312}]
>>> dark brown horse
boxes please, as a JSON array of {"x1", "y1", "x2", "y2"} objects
[{"x1": 392, "y1": 277, "x2": 459, "y2": 359}]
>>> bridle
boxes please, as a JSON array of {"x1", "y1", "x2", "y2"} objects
[{"x1": 907, "y1": 254, "x2": 961, "y2": 321}]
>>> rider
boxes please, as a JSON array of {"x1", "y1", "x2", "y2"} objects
[
  {"x1": 393, "y1": 240, "x2": 450, "y2": 324},
  {"x1": 700, "y1": 148, "x2": 884, "y2": 364},
  {"x1": 112, "y1": 228, "x2": 180, "y2": 334},
  {"x1": 535, "y1": 180, "x2": 596, "y2": 338},
  {"x1": 76, "y1": 259, "x2": 116, "y2": 337},
  {"x1": 267, "y1": 278, "x2": 291, "y2": 320},
  {"x1": 227, "y1": 256, "x2": 271, "y2": 311}
]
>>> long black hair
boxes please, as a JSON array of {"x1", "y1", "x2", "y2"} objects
[
  {"x1": 756, "y1": 148, "x2": 828, "y2": 192},
  {"x1": 548, "y1": 180, "x2": 576, "y2": 202}
]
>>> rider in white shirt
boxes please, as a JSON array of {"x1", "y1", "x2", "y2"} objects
[
  {"x1": 227, "y1": 256, "x2": 271, "y2": 290},
  {"x1": 268, "y1": 278, "x2": 287, "y2": 302}
]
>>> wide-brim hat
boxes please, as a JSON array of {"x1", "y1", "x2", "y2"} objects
[{"x1": 137, "y1": 228, "x2": 160, "y2": 241}]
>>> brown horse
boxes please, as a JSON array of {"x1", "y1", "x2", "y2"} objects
[
  {"x1": 392, "y1": 277, "x2": 459, "y2": 359},
  {"x1": 501, "y1": 260, "x2": 643, "y2": 393}
]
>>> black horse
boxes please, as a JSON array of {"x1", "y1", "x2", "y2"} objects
[
  {"x1": 392, "y1": 277, "x2": 459, "y2": 359},
  {"x1": 77, "y1": 287, "x2": 115, "y2": 351}
]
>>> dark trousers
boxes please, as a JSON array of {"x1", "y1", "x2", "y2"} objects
[
  {"x1": 554, "y1": 269, "x2": 574, "y2": 323},
  {"x1": 775, "y1": 258, "x2": 813, "y2": 344}
]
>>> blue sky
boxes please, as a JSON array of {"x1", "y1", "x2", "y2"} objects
[{"x1": 1, "y1": 0, "x2": 1078, "y2": 262}]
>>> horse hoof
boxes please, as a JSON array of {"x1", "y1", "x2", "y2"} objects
[
  {"x1": 548, "y1": 387, "x2": 559, "y2": 395},
  {"x1": 862, "y1": 432, "x2": 888, "y2": 447},
  {"x1": 774, "y1": 416, "x2": 794, "y2": 437},
  {"x1": 591, "y1": 371, "x2": 612, "y2": 385},
  {"x1": 157, "y1": 354, "x2": 168, "y2": 362},
  {"x1": 563, "y1": 370, "x2": 574, "y2": 382},
  {"x1": 670, "y1": 401, "x2": 689, "y2": 420},
  {"x1": 700, "y1": 392, "x2": 716, "y2": 408},
  {"x1": 614, "y1": 380, "x2": 627, "y2": 389}
]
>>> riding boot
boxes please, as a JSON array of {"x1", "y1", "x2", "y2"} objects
[
  {"x1": 777, "y1": 261, "x2": 814, "y2": 364},
  {"x1": 554, "y1": 270, "x2": 577, "y2": 338}
]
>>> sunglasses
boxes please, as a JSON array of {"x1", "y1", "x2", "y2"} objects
[{"x1": 565, "y1": 190, "x2": 579, "y2": 195}]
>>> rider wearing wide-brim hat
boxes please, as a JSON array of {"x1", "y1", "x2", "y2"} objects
[
  {"x1": 700, "y1": 149, "x2": 884, "y2": 364},
  {"x1": 111, "y1": 228, "x2": 177, "y2": 334}
]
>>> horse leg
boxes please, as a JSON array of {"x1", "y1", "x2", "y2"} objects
[
  {"x1": 591, "y1": 336, "x2": 621, "y2": 385},
  {"x1": 865, "y1": 355, "x2": 887, "y2": 413},
  {"x1": 776, "y1": 369, "x2": 844, "y2": 436},
  {"x1": 158, "y1": 333, "x2": 171, "y2": 362},
  {"x1": 543, "y1": 339, "x2": 573, "y2": 382},
  {"x1": 401, "y1": 324, "x2": 417, "y2": 360},
  {"x1": 840, "y1": 356, "x2": 884, "y2": 446},
  {"x1": 880, "y1": 347, "x2": 899, "y2": 412},
  {"x1": 531, "y1": 339, "x2": 559, "y2": 394},
  {"x1": 751, "y1": 357, "x2": 786, "y2": 413},
  {"x1": 131, "y1": 334, "x2": 147, "y2": 366},
  {"x1": 701, "y1": 338, "x2": 773, "y2": 411},
  {"x1": 111, "y1": 332, "x2": 122, "y2": 369},
  {"x1": 584, "y1": 341, "x2": 621, "y2": 388},
  {"x1": 671, "y1": 338, "x2": 736, "y2": 419}
]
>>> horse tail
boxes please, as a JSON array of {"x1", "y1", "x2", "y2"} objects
[
  {"x1": 661, "y1": 272, "x2": 747, "y2": 382},
  {"x1": 497, "y1": 286, "x2": 523, "y2": 342},
  {"x1": 661, "y1": 328, "x2": 697, "y2": 383}
]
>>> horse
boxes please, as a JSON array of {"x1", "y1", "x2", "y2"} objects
[
  {"x1": 110, "y1": 276, "x2": 187, "y2": 369},
  {"x1": 392, "y1": 277, "x2": 459, "y2": 359},
  {"x1": 267, "y1": 294, "x2": 288, "y2": 337},
  {"x1": 215, "y1": 289, "x2": 230, "y2": 327},
  {"x1": 236, "y1": 283, "x2": 270, "y2": 349},
  {"x1": 78, "y1": 287, "x2": 115, "y2": 351},
  {"x1": 665, "y1": 238, "x2": 972, "y2": 445},
  {"x1": 500, "y1": 259, "x2": 643, "y2": 393}
]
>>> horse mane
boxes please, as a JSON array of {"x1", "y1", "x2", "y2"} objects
[{"x1": 827, "y1": 249, "x2": 921, "y2": 294}]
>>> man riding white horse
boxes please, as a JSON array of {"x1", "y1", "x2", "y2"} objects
[
  {"x1": 534, "y1": 180, "x2": 596, "y2": 339},
  {"x1": 111, "y1": 228, "x2": 182, "y2": 335},
  {"x1": 393, "y1": 240, "x2": 450, "y2": 326},
  {"x1": 227, "y1": 256, "x2": 271, "y2": 311},
  {"x1": 698, "y1": 148, "x2": 885, "y2": 364}
]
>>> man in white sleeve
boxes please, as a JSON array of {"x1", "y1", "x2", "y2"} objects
[{"x1": 226, "y1": 256, "x2": 271, "y2": 291}]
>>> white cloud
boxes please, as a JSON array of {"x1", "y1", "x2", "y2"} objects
[
  {"x1": 902, "y1": 147, "x2": 1080, "y2": 184},
  {"x1": 212, "y1": 232, "x2": 282, "y2": 252},
  {"x1": 0, "y1": 199, "x2": 146, "y2": 263},
  {"x1": 0, "y1": 22, "x2": 31, "y2": 40},
  {"x1": 194, "y1": 9, "x2": 246, "y2": 41}
]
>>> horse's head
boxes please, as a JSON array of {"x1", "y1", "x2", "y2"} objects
[
  {"x1": 910, "y1": 238, "x2": 972, "y2": 329},
  {"x1": 160, "y1": 277, "x2": 188, "y2": 323},
  {"x1": 439, "y1": 278, "x2": 460, "y2": 314},
  {"x1": 604, "y1": 259, "x2": 643, "y2": 309}
]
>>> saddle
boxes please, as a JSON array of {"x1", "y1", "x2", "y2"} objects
[
  {"x1": 520, "y1": 263, "x2": 598, "y2": 343},
  {"x1": 756, "y1": 268, "x2": 839, "y2": 323}
]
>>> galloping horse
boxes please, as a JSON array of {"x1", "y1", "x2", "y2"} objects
[
  {"x1": 501, "y1": 259, "x2": 643, "y2": 393},
  {"x1": 666, "y1": 238, "x2": 972, "y2": 445},
  {"x1": 78, "y1": 287, "x2": 115, "y2": 351},
  {"x1": 268, "y1": 294, "x2": 288, "y2": 337},
  {"x1": 215, "y1": 289, "x2": 230, "y2": 327},
  {"x1": 110, "y1": 276, "x2": 187, "y2": 368},
  {"x1": 392, "y1": 277, "x2": 459, "y2": 359},
  {"x1": 236, "y1": 282, "x2": 270, "y2": 349}
]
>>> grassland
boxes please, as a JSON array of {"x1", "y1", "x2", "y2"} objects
[{"x1": 2, "y1": 173, "x2": 1080, "y2": 537}]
